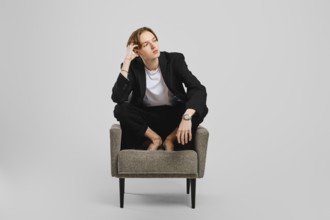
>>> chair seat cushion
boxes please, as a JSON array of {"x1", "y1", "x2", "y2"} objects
[{"x1": 117, "y1": 150, "x2": 198, "y2": 178}]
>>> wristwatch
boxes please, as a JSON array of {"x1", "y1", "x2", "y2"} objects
[{"x1": 182, "y1": 113, "x2": 192, "y2": 121}]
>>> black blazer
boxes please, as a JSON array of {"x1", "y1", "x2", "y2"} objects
[{"x1": 111, "y1": 52, "x2": 208, "y2": 116}]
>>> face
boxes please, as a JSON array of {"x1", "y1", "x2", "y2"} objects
[{"x1": 135, "y1": 31, "x2": 160, "y2": 60}]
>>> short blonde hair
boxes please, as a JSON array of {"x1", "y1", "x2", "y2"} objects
[{"x1": 127, "y1": 27, "x2": 158, "y2": 48}]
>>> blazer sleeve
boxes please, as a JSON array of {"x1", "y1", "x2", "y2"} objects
[
  {"x1": 176, "y1": 53, "x2": 207, "y2": 116},
  {"x1": 111, "y1": 65, "x2": 134, "y2": 103}
]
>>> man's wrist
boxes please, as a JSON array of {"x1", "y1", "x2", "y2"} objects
[
  {"x1": 183, "y1": 109, "x2": 196, "y2": 117},
  {"x1": 182, "y1": 113, "x2": 192, "y2": 121}
]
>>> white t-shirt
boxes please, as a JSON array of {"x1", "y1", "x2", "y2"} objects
[{"x1": 143, "y1": 67, "x2": 175, "y2": 107}]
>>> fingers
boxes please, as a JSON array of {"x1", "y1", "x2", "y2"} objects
[
  {"x1": 127, "y1": 44, "x2": 138, "y2": 53},
  {"x1": 177, "y1": 128, "x2": 192, "y2": 145},
  {"x1": 125, "y1": 44, "x2": 139, "y2": 61},
  {"x1": 179, "y1": 131, "x2": 186, "y2": 144},
  {"x1": 129, "y1": 43, "x2": 138, "y2": 50}
]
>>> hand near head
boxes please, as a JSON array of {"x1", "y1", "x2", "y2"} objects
[
  {"x1": 125, "y1": 43, "x2": 139, "y2": 61},
  {"x1": 120, "y1": 43, "x2": 138, "y2": 78}
]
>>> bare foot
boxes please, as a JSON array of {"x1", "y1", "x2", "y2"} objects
[
  {"x1": 163, "y1": 139, "x2": 174, "y2": 152},
  {"x1": 147, "y1": 137, "x2": 162, "y2": 151}
]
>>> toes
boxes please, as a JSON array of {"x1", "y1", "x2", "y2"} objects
[
  {"x1": 147, "y1": 138, "x2": 162, "y2": 151},
  {"x1": 163, "y1": 141, "x2": 174, "y2": 152}
]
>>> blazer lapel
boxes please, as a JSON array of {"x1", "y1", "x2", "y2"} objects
[
  {"x1": 159, "y1": 52, "x2": 169, "y2": 86},
  {"x1": 134, "y1": 57, "x2": 146, "y2": 98}
]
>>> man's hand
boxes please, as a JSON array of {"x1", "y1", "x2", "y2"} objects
[
  {"x1": 125, "y1": 43, "x2": 139, "y2": 61},
  {"x1": 120, "y1": 43, "x2": 139, "y2": 78},
  {"x1": 177, "y1": 120, "x2": 192, "y2": 145}
]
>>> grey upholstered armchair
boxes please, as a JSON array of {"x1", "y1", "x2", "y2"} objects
[{"x1": 109, "y1": 123, "x2": 209, "y2": 208}]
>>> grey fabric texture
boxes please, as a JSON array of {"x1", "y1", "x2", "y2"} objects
[
  {"x1": 194, "y1": 126, "x2": 209, "y2": 178},
  {"x1": 118, "y1": 150, "x2": 198, "y2": 178},
  {"x1": 109, "y1": 124, "x2": 209, "y2": 178},
  {"x1": 110, "y1": 124, "x2": 122, "y2": 177}
]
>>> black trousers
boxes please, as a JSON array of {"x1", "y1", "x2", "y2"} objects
[{"x1": 113, "y1": 102, "x2": 207, "y2": 150}]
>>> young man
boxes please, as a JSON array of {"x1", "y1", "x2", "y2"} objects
[{"x1": 112, "y1": 27, "x2": 208, "y2": 151}]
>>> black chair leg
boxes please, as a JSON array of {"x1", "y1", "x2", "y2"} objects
[
  {"x1": 119, "y1": 178, "x2": 125, "y2": 208},
  {"x1": 191, "y1": 178, "x2": 196, "y2": 209},
  {"x1": 186, "y1": 179, "x2": 191, "y2": 194}
]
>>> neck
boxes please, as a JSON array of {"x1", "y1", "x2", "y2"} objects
[{"x1": 144, "y1": 58, "x2": 159, "y2": 71}]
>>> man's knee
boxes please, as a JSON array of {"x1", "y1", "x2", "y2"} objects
[{"x1": 113, "y1": 103, "x2": 137, "y2": 121}]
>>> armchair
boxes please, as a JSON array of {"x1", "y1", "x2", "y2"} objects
[{"x1": 109, "y1": 123, "x2": 209, "y2": 208}]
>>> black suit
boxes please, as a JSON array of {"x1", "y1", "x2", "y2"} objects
[{"x1": 111, "y1": 52, "x2": 208, "y2": 149}]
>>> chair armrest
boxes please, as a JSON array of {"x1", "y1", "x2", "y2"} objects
[
  {"x1": 194, "y1": 125, "x2": 209, "y2": 178},
  {"x1": 110, "y1": 124, "x2": 122, "y2": 177}
]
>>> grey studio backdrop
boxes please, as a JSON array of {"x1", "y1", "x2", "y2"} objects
[{"x1": 0, "y1": 0, "x2": 329, "y2": 219}]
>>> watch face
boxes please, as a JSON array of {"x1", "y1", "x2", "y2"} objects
[{"x1": 184, "y1": 114, "x2": 190, "y2": 120}]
